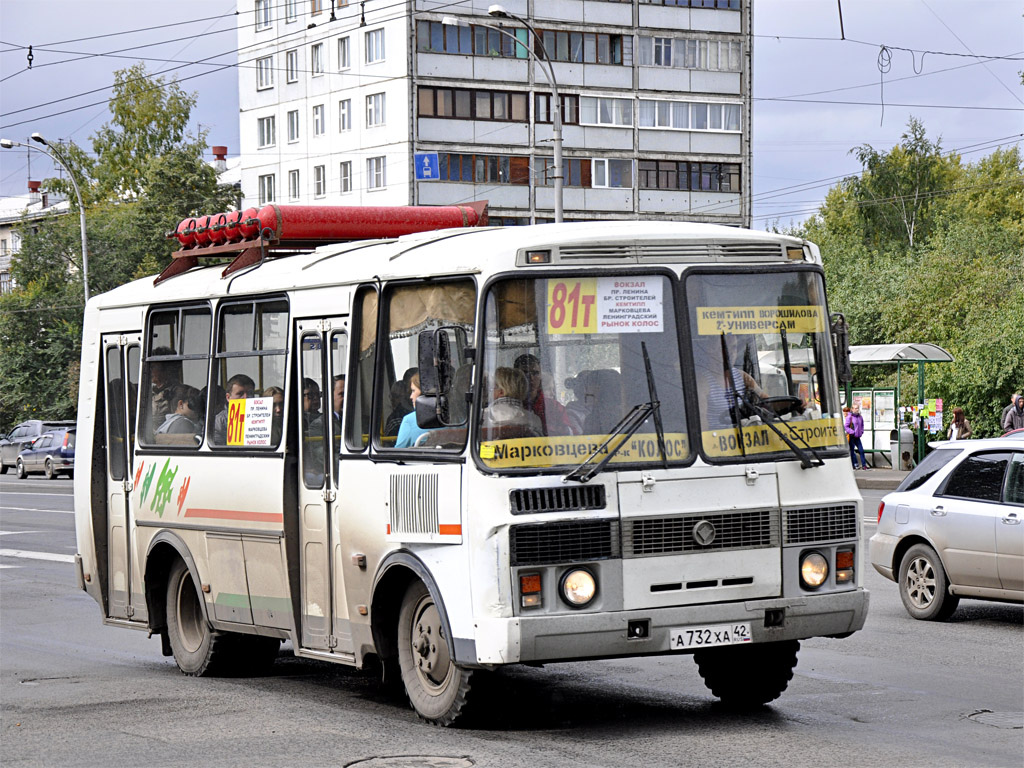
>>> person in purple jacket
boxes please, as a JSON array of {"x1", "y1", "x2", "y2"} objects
[{"x1": 845, "y1": 402, "x2": 869, "y2": 470}]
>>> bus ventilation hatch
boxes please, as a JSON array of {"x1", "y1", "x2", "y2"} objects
[
  {"x1": 783, "y1": 505, "x2": 857, "y2": 544},
  {"x1": 510, "y1": 520, "x2": 619, "y2": 566},
  {"x1": 510, "y1": 485, "x2": 606, "y2": 515}
]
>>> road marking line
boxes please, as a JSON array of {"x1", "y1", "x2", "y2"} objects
[
  {"x1": 0, "y1": 492, "x2": 74, "y2": 498},
  {"x1": 0, "y1": 549, "x2": 75, "y2": 564},
  {"x1": 0, "y1": 506, "x2": 74, "y2": 514},
  {"x1": 0, "y1": 531, "x2": 46, "y2": 536}
]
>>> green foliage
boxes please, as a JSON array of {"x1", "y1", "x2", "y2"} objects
[
  {"x1": 2, "y1": 63, "x2": 235, "y2": 429},
  {"x1": 808, "y1": 120, "x2": 1024, "y2": 438}
]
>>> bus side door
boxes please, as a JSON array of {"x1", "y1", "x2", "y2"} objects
[
  {"x1": 101, "y1": 333, "x2": 145, "y2": 622},
  {"x1": 296, "y1": 318, "x2": 354, "y2": 657}
]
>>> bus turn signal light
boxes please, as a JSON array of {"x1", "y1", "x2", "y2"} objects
[
  {"x1": 836, "y1": 549, "x2": 854, "y2": 583},
  {"x1": 520, "y1": 573, "x2": 542, "y2": 608}
]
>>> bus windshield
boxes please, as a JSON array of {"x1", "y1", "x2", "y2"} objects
[
  {"x1": 476, "y1": 274, "x2": 689, "y2": 471},
  {"x1": 685, "y1": 269, "x2": 846, "y2": 461}
]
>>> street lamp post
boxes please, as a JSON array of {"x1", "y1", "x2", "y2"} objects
[
  {"x1": 0, "y1": 133, "x2": 90, "y2": 302},
  {"x1": 441, "y1": 6, "x2": 563, "y2": 223}
]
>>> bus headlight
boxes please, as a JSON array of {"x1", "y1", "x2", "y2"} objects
[
  {"x1": 800, "y1": 552, "x2": 829, "y2": 589},
  {"x1": 560, "y1": 568, "x2": 597, "y2": 608}
]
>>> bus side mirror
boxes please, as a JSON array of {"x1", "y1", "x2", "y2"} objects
[
  {"x1": 830, "y1": 313, "x2": 853, "y2": 384},
  {"x1": 417, "y1": 326, "x2": 468, "y2": 428}
]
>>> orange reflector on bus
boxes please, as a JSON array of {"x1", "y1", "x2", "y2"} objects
[
  {"x1": 520, "y1": 573, "x2": 542, "y2": 608},
  {"x1": 526, "y1": 250, "x2": 551, "y2": 264},
  {"x1": 836, "y1": 550, "x2": 854, "y2": 569}
]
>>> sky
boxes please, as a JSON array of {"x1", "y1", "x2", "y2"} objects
[{"x1": 1, "y1": 0, "x2": 1021, "y2": 230}]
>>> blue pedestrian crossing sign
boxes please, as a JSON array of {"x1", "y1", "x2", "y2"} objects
[{"x1": 414, "y1": 152, "x2": 440, "y2": 181}]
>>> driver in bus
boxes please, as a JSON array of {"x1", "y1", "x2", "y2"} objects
[{"x1": 697, "y1": 333, "x2": 768, "y2": 428}]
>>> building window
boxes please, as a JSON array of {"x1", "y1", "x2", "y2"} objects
[
  {"x1": 638, "y1": 161, "x2": 741, "y2": 192},
  {"x1": 338, "y1": 37, "x2": 350, "y2": 70},
  {"x1": 438, "y1": 153, "x2": 530, "y2": 185},
  {"x1": 313, "y1": 104, "x2": 326, "y2": 136},
  {"x1": 310, "y1": 0, "x2": 323, "y2": 15},
  {"x1": 540, "y1": 158, "x2": 591, "y2": 187},
  {"x1": 339, "y1": 161, "x2": 352, "y2": 193},
  {"x1": 288, "y1": 169, "x2": 301, "y2": 200},
  {"x1": 540, "y1": 30, "x2": 625, "y2": 64},
  {"x1": 638, "y1": 36, "x2": 743, "y2": 72},
  {"x1": 258, "y1": 174, "x2": 276, "y2": 204},
  {"x1": 256, "y1": 56, "x2": 274, "y2": 90},
  {"x1": 255, "y1": 0, "x2": 272, "y2": 30},
  {"x1": 311, "y1": 43, "x2": 324, "y2": 76},
  {"x1": 367, "y1": 156, "x2": 386, "y2": 190},
  {"x1": 365, "y1": 28, "x2": 385, "y2": 63},
  {"x1": 287, "y1": 110, "x2": 300, "y2": 142},
  {"x1": 417, "y1": 86, "x2": 527, "y2": 122},
  {"x1": 285, "y1": 0, "x2": 298, "y2": 22},
  {"x1": 416, "y1": 20, "x2": 530, "y2": 59},
  {"x1": 366, "y1": 93, "x2": 385, "y2": 127},
  {"x1": 593, "y1": 159, "x2": 633, "y2": 188},
  {"x1": 535, "y1": 94, "x2": 580, "y2": 125},
  {"x1": 639, "y1": 100, "x2": 741, "y2": 131},
  {"x1": 338, "y1": 99, "x2": 352, "y2": 131},
  {"x1": 314, "y1": 165, "x2": 326, "y2": 197},
  {"x1": 285, "y1": 50, "x2": 299, "y2": 83},
  {"x1": 257, "y1": 115, "x2": 275, "y2": 148},
  {"x1": 640, "y1": 0, "x2": 740, "y2": 7},
  {"x1": 580, "y1": 97, "x2": 633, "y2": 127}
]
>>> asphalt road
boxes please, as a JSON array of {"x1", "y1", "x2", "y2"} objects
[{"x1": 2, "y1": 477, "x2": 1022, "y2": 768}]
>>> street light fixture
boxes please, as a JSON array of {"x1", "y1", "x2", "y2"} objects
[
  {"x1": 0, "y1": 133, "x2": 90, "y2": 303},
  {"x1": 441, "y1": 7, "x2": 563, "y2": 223}
]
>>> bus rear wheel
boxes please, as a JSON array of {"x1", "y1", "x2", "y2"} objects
[
  {"x1": 165, "y1": 559, "x2": 234, "y2": 676},
  {"x1": 397, "y1": 580, "x2": 473, "y2": 725},
  {"x1": 694, "y1": 639, "x2": 800, "y2": 708}
]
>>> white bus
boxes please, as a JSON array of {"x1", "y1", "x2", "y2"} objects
[{"x1": 74, "y1": 205, "x2": 867, "y2": 725}]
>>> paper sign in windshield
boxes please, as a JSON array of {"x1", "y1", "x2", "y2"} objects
[
  {"x1": 547, "y1": 277, "x2": 663, "y2": 335},
  {"x1": 696, "y1": 306, "x2": 826, "y2": 335},
  {"x1": 226, "y1": 397, "x2": 273, "y2": 447}
]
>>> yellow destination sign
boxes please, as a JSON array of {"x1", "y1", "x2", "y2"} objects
[
  {"x1": 696, "y1": 306, "x2": 826, "y2": 335},
  {"x1": 701, "y1": 417, "x2": 844, "y2": 458}
]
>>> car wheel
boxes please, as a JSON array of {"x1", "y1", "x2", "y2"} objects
[
  {"x1": 397, "y1": 580, "x2": 474, "y2": 725},
  {"x1": 44, "y1": 459, "x2": 56, "y2": 480},
  {"x1": 898, "y1": 543, "x2": 960, "y2": 621},
  {"x1": 15, "y1": 458, "x2": 26, "y2": 479}
]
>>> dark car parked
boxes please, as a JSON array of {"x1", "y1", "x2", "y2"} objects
[
  {"x1": 1, "y1": 420, "x2": 76, "y2": 475},
  {"x1": 15, "y1": 427, "x2": 76, "y2": 479}
]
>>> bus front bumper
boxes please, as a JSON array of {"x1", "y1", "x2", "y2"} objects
[{"x1": 469, "y1": 588, "x2": 869, "y2": 665}]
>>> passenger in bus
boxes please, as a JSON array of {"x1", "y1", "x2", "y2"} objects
[
  {"x1": 309, "y1": 375, "x2": 344, "y2": 442},
  {"x1": 480, "y1": 367, "x2": 542, "y2": 439},
  {"x1": 396, "y1": 372, "x2": 438, "y2": 448},
  {"x1": 147, "y1": 349, "x2": 181, "y2": 438},
  {"x1": 514, "y1": 354, "x2": 572, "y2": 436},
  {"x1": 156, "y1": 384, "x2": 201, "y2": 435},
  {"x1": 302, "y1": 378, "x2": 322, "y2": 428},
  {"x1": 263, "y1": 386, "x2": 284, "y2": 445},
  {"x1": 384, "y1": 368, "x2": 417, "y2": 437},
  {"x1": 564, "y1": 370, "x2": 592, "y2": 435},
  {"x1": 582, "y1": 369, "x2": 625, "y2": 435},
  {"x1": 212, "y1": 373, "x2": 256, "y2": 444}
]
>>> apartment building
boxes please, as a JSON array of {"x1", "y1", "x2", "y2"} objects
[{"x1": 237, "y1": 0, "x2": 750, "y2": 226}]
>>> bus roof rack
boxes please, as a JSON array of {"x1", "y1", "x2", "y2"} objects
[{"x1": 155, "y1": 201, "x2": 489, "y2": 285}]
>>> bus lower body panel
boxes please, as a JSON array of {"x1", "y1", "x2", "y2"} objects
[{"x1": 478, "y1": 588, "x2": 868, "y2": 665}]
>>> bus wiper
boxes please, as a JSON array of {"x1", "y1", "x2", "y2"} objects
[
  {"x1": 563, "y1": 401, "x2": 658, "y2": 484},
  {"x1": 744, "y1": 396, "x2": 825, "y2": 470},
  {"x1": 564, "y1": 342, "x2": 665, "y2": 484}
]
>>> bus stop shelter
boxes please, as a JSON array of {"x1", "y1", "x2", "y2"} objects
[{"x1": 849, "y1": 343, "x2": 954, "y2": 464}]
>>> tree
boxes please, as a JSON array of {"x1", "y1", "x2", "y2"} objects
[{"x1": 0, "y1": 63, "x2": 236, "y2": 431}]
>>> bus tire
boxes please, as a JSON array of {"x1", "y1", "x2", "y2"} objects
[
  {"x1": 694, "y1": 639, "x2": 800, "y2": 707},
  {"x1": 165, "y1": 558, "x2": 233, "y2": 676},
  {"x1": 397, "y1": 580, "x2": 473, "y2": 725}
]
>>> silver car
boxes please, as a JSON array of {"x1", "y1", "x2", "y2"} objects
[{"x1": 869, "y1": 435, "x2": 1024, "y2": 620}]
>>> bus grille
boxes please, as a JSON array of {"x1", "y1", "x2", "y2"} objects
[
  {"x1": 783, "y1": 504, "x2": 858, "y2": 544},
  {"x1": 510, "y1": 520, "x2": 618, "y2": 566},
  {"x1": 624, "y1": 510, "x2": 777, "y2": 557},
  {"x1": 389, "y1": 473, "x2": 439, "y2": 535},
  {"x1": 510, "y1": 485, "x2": 606, "y2": 515}
]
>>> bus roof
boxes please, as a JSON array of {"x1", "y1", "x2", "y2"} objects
[{"x1": 87, "y1": 220, "x2": 814, "y2": 311}]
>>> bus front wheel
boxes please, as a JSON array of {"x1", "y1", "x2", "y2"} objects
[
  {"x1": 165, "y1": 559, "x2": 233, "y2": 676},
  {"x1": 396, "y1": 580, "x2": 473, "y2": 725},
  {"x1": 694, "y1": 639, "x2": 800, "y2": 707}
]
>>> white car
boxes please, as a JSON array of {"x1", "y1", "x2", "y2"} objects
[{"x1": 869, "y1": 435, "x2": 1024, "y2": 620}]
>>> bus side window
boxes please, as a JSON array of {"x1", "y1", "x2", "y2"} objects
[
  {"x1": 210, "y1": 299, "x2": 288, "y2": 448},
  {"x1": 347, "y1": 286, "x2": 378, "y2": 451}
]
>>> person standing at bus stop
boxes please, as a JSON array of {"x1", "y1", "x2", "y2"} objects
[
  {"x1": 1005, "y1": 394, "x2": 1024, "y2": 433},
  {"x1": 845, "y1": 403, "x2": 869, "y2": 470},
  {"x1": 946, "y1": 407, "x2": 972, "y2": 440}
]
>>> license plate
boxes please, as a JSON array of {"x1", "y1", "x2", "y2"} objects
[{"x1": 669, "y1": 622, "x2": 752, "y2": 650}]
